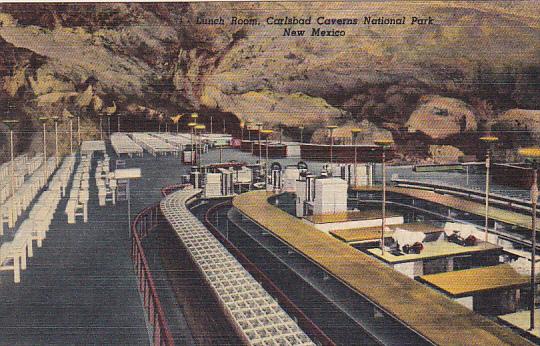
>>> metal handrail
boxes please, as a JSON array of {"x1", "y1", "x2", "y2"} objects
[{"x1": 131, "y1": 203, "x2": 174, "y2": 346}]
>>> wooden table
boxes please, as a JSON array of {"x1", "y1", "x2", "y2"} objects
[
  {"x1": 330, "y1": 222, "x2": 443, "y2": 244},
  {"x1": 419, "y1": 264, "x2": 528, "y2": 311}
]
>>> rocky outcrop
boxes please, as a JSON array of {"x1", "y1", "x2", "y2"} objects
[
  {"x1": 492, "y1": 109, "x2": 540, "y2": 142},
  {"x1": 310, "y1": 120, "x2": 392, "y2": 145},
  {"x1": 428, "y1": 145, "x2": 465, "y2": 164},
  {"x1": 405, "y1": 95, "x2": 477, "y2": 140},
  {"x1": 0, "y1": 2, "x2": 538, "y2": 162}
]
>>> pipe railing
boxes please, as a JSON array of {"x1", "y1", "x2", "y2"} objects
[{"x1": 131, "y1": 202, "x2": 174, "y2": 346}]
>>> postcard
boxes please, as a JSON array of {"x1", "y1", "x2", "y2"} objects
[{"x1": 0, "y1": 2, "x2": 539, "y2": 345}]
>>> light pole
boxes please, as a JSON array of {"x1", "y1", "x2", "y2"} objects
[
  {"x1": 240, "y1": 120, "x2": 245, "y2": 140},
  {"x1": 519, "y1": 147, "x2": 540, "y2": 331},
  {"x1": 256, "y1": 123, "x2": 263, "y2": 165},
  {"x1": 77, "y1": 114, "x2": 81, "y2": 145},
  {"x1": 261, "y1": 129, "x2": 273, "y2": 188},
  {"x1": 299, "y1": 126, "x2": 304, "y2": 143},
  {"x1": 107, "y1": 114, "x2": 111, "y2": 137},
  {"x1": 67, "y1": 114, "x2": 74, "y2": 155},
  {"x1": 222, "y1": 118, "x2": 226, "y2": 134},
  {"x1": 3, "y1": 119, "x2": 18, "y2": 230},
  {"x1": 51, "y1": 116, "x2": 60, "y2": 167},
  {"x1": 210, "y1": 116, "x2": 213, "y2": 134},
  {"x1": 38, "y1": 117, "x2": 49, "y2": 177},
  {"x1": 375, "y1": 139, "x2": 393, "y2": 255},
  {"x1": 480, "y1": 136, "x2": 499, "y2": 242},
  {"x1": 195, "y1": 124, "x2": 206, "y2": 172},
  {"x1": 188, "y1": 122, "x2": 197, "y2": 164},
  {"x1": 351, "y1": 128, "x2": 364, "y2": 188},
  {"x1": 117, "y1": 113, "x2": 121, "y2": 133},
  {"x1": 326, "y1": 125, "x2": 338, "y2": 174},
  {"x1": 99, "y1": 113, "x2": 104, "y2": 140}
]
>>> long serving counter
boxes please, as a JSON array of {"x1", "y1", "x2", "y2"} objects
[
  {"x1": 160, "y1": 188, "x2": 314, "y2": 345},
  {"x1": 232, "y1": 190, "x2": 530, "y2": 346}
]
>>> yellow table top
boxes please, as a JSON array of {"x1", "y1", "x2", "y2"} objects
[
  {"x1": 330, "y1": 222, "x2": 443, "y2": 243},
  {"x1": 353, "y1": 185, "x2": 538, "y2": 231},
  {"x1": 232, "y1": 191, "x2": 529, "y2": 346},
  {"x1": 305, "y1": 209, "x2": 401, "y2": 224},
  {"x1": 419, "y1": 264, "x2": 528, "y2": 297},
  {"x1": 368, "y1": 240, "x2": 501, "y2": 264}
]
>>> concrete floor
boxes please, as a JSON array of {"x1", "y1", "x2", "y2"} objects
[{"x1": 0, "y1": 151, "x2": 190, "y2": 345}]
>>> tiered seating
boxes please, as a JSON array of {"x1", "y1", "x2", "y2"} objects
[
  {"x1": 95, "y1": 155, "x2": 116, "y2": 206},
  {"x1": 65, "y1": 157, "x2": 91, "y2": 224},
  {"x1": 110, "y1": 133, "x2": 143, "y2": 157},
  {"x1": 162, "y1": 188, "x2": 314, "y2": 345},
  {"x1": 130, "y1": 133, "x2": 177, "y2": 156},
  {"x1": 0, "y1": 156, "x2": 76, "y2": 283},
  {"x1": 0, "y1": 155, "x2": 55, "y2": 233}
]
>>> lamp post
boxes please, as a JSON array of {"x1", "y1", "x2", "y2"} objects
[
  {"x1": 3, "y1": 119, "x2": 19, "y2": 231},
  {"x1": 351, "y1": 128, "x2": 364, "y2": 188},
  {"x1": 195, "y1": 124, "x2": 206, "y2": 171},
  {"x1": 77, "y1": 114, "x2": 81, "y2": 145},
  {"x1": 299, "y1": 126, "x2": 304, "y2": 143},
  {"x1": 99, "y1": 113, "x2": 104, "y2": 140},
  {"x1": 246, "y1": 121, "x2": 252, "y2": 141},
  {"x1": 480, "y1": 136, "x2": 499, "y2": 242},
  {"x1": 256, "y1": 123, "x2": 263, "y2": 165},
  {"x1": 107, "y1": 114, "x2": 111, "y2": 137},
  {"x1": 66, "y1": 114, "x2": 74, "y2": 155},
  {"x1": 38, "y1": 117, "x2": 50, "y2": 177},
  {"x1": 51, "y1": 116, "x2": 60, "y2": 167},
  {"x1": 210, "y1": 116, "x2": 213, "y2": 134},
  {"x1": 222, "y1": 118, "x2": 226, "y2": 134},
  {"x1": 188, "y1": 122, "x2": 197, "y2": 165},
  {"x1": 374, "y1": 139, "x2": 393, "y2": 255},
  {"x1": 326, "y1": 125, "x2": 338, "y2": 174},
  {"x1": 176, "y1": 114, "x2": 181, "y2": 133},
  {"x1": 519, "y1": 147, "x2": 540, "y2": 331},
  {"x1": 117, "y1": 112, "x2": 121, "y2": 132},
  {"x1": 261, "y1": 129, "x2": 273, "y2": 188}
]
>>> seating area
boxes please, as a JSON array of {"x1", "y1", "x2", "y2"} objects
[
  {"x1": 110, "y1": 133, "x2": 143, "y2": 157},
  {"x1": 65, "y1": 156, "x2": 91, "y2": 224},
  {"x1": 151, "y1": 132, "x2": 191, "y2": 151},
  {"x1": 0, "y1": 155, "x2": 76, "y2": 283},
  {"x1": 1, "y1": 154, "x2": 57, "y2": 234},
  {"x1": 130, "y1": 133, "x2": 177, "y2": 156},
  {"x1": 162, "y1": 188, "x2": 314, "y2": 345},
  {"x1": 95, "y1": 155, "x2": 117, "y2": 206}
]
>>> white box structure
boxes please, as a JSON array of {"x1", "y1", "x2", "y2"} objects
[
  {"x1": 282, "y1": 166, "x2": 300, "y2": 192},
  {"x1": 204, "y1": 173, "x2": 222, "y2": 198},
  {"x1": 334, "y1": 164, "x2": 373, "y2": 187},
  {"x1": 313, "y1": 178, "x2": 348, "y2": 215}
]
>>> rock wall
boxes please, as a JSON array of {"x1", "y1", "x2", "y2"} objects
[{"x1": 0, "y1": 2, "x2": 538, "y2": 163}]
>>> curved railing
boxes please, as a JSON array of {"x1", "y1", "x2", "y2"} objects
[{"x1": 131, "y1": 203, "x2": 174, "y2": 345}]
